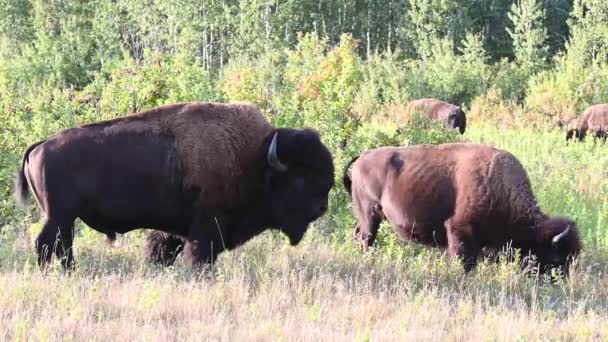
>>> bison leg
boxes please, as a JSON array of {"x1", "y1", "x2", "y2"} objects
[
  {"x1": 445, "y1": 220, "x2": 480, "y2": 273},
  {"x1": 36, "y1": 218, "x2": 59, "y2": 270},
  {"x1": 54, "y1": 221, "x2": 75, "y2": 271},
  {"x1": 145, "y1": 231, "x2": 184, "y2": 266},
  {"x1": 183, "y1": 236, "x2": 224, "y2": 267},
  {"x1": 183, "y1": 219, "x2": 226, "y2": 267},
  {"x1": 36, "y1": 218, "x2": 76, "y2": 271},
  {"x1": 353, "y1": 202, "x2": 383, "y2": 250}
]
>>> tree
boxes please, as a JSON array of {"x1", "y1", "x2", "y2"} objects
[
  {"x1": 566, "y1": 0, "x2": 608, "y2": 65},
  {"x1": 507, "y1": 0, "x2": 549, "y2": 72},
  {"x1": 405, "y1": 0, "x2": 477, "y2": 58}
]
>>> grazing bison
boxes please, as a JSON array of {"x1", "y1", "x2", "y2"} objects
[
  {"x1": 343, "y1": 143, "x2": 581, "y2": 274},
  {"x1": 406, "y1": 98, "x2": 467, "y2": 134},
  {"x1": 15, "y1": 102, "x2": 334, "y2": 270},
  {"x1": 566, "y1": 104, "x2": 608, "y2": 141}
]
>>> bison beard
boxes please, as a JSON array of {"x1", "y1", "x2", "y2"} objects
[
  {"x1": 15, "y1": 102, "x2": 334, "y2": 270},
  {"x1": 344, "y1": 143, "x2": 581, "y2": 275}
]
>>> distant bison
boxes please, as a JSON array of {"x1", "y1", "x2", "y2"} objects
[
  {"x1": 566, "y1": 104, "x2": 608, "y2": 141},
  {"x1": 15, "y1": 102, "x2": 334, "y2": 270},
  {"x1": 406, "y1": 98, "x2": 466, "y2": 134},
  {"x1": 343, "y1": 143, "x2": 581, "y2": 274}
]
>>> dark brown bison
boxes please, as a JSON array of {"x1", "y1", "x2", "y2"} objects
[
  {"x1": 406, "y1": 98, "x2": 466, "y2": 134},
  {"x1": 566, "y1": 104, "x2": 608, "y2": 141},
  {"x1": 15, "y1": 102, "x2": 335, "y2": 270},
  {"x1": 343, "y1": 143, "x2": 581, "y2": 274}
]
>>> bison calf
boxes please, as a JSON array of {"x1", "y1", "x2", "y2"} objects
[
  {"x1": 566, "y1": 103, "x2": 608, "y2": 142},
  {"x1": 15, "y1": 101, "x2": 335, "y2": 270},
  {"x1": 343, "y1": 143, "x2": 581, "y2": 274},
  {"x1": 406, "y1": 98, "x2": 467, "y2": 134}
]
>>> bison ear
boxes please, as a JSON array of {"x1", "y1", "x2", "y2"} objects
[{"x1": 267, "y1": 132, "x2": 288, "y2": 172}]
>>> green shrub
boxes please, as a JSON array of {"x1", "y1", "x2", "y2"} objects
[{"x1": 403, "y1": 34, "x2": 492, "y2": 106}]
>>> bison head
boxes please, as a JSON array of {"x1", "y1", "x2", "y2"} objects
[
  {"x1": 566, "y1": 129, "x2": 577, "y2": 141},
  {"x1": 566, "y1": 128, "x2": 585, "y2": 142},
  {"x1": 264, "y1": 128, "x2": 334, "y2": 245},
  {"x1": 531, "y1": 217, "x2": 582, "y2": 274},
  {"x1": 447, "y1": 108, "x2": 466, "y2": 134}
]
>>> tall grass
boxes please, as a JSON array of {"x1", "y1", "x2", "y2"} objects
[{"x1": 1, "y1": 126, "x2": 607, "y2": 341}]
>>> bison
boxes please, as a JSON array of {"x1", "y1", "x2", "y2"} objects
[
  {"x1": 406, "y1": 98, "x2": 467, "y2": 134},
  {"x1": 566, "y1": 104, "x2": 608, "y2": 141},
  {"x1": 15, "y1": 102, "x2": 335, "y2": 270},
  {"x1": 343, "y1": 142, "x2": 581, "y2": 274}
]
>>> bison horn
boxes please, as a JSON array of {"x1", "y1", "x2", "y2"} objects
[
  {"x1": 552, "y1": 225, "x2": 571, "y2": 244},
  {"x1": 267, "y1": 132, "x2": 288, "y2": 172}
]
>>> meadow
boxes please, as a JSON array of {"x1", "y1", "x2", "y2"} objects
[
  {"x1": 2, "y1": 126, "x2": 608, "y2": 341},
  {"x1": 3, "y1": 0, "x2": 608, "y2": 340}
]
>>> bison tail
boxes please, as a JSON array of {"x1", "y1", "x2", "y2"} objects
[
  {"x1": 14, "y1": 167, "x2": 29, "y2": 207},
  {"x1": 342, "y1": 155, "x2": 360, "y2": 199},
  {"x1": 14, "y1": 140, "x2": 44, "y2": 207}
]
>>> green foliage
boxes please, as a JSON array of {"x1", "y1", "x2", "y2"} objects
[
  {"x1": 524, "y1": 0, "x2": 608, "y2": 126},
  {"x1": 507, "y1": 0, "x2": 549, "y2": 72},
  {"x1": 406, "y1": 0, "x2": 463, "y2": 58},
  {"x1": 567, "y1": 0, "x2": 608, "y2": 66},
  {"x1": 221, "y1": 53, "x2": 284, "y2": 109},
  {"x1": 404, "y1": 34, "x2": 491, "y2": 105},
  {"x1": 354, "y1": 50, "x2": 408, "y2": 118},
  {"x1": 0, "y1": 0, "x2": 33, "y2": 47},
  {"x1": 275, "y1": 33, "x2": 363, "y2": 151}
]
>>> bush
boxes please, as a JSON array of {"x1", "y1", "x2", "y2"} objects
[
  {"x1": 403, "y1": 34, "x2": 492, "y2": 106},
  {"x1": 274, "y1": 33, "x2": 363, "y2": 152},
  {"x1": 524, "y1": 0, "x2": 608, "y2": 128},
  {"x1": 353, "y1": 50, "x2": 409, "y2": 121},
  {"x1": 221, "y1": 58, "x2": 268, "y2": 106},
  {"x1": 491, "y1": 59, "x2": 533, "y2": 103},
  {"x1": 525, "y1": 59, "x2": 608, "y2": 128}
]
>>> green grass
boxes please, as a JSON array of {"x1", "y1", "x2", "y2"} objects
[{"x1": 1, "y1": 126, "x2": 608, "y2": 341}]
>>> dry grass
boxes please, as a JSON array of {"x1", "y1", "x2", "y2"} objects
[
  {"x1": 1, "y1": 228, "x2": 608, "y2": 341},
  {"x1": 468, "y1": 89, "x2": 573, "y2": 131}
]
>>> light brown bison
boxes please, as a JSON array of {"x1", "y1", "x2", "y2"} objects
[
  {"x1": 343, "y1": 142, "x2": 581, "y2": 274},
  {"x1": 15, "y1": 102, "x2": 334, "y2": 270},
  {"x1": 566, "y1": 104, "x2": 608, "y2": 141},
  {"x1": 406, "y1": 98, "x2": 467, "y2": 134}
]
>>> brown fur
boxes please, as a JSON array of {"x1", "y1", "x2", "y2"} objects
[
  {"x1": 16, "y1": 101, "x2": 335, "y2": 270},
  {"x1": 567, "y1": 104, "x2": 608, "y2": 141},
  {"x1": 345, "y1": 142, "x2": 581, "y2": 273},
  {"x1": 90, "y1": 101, "x2": 274, "y2": 209},
  {"x1": 406, "y1": 98, "x2": 467, "y2": 134}
]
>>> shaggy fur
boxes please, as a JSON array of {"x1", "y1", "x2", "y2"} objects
[
  {"x1": 344, "y1": 142, "x2": 581, "y2": 274},
  {"x1": 406, "y1": 98, "x2": 467, "y2": 134},
  {"x1": 566, "y1": 103, "x2": 608, "y2": 141},
  {"x1": 86, "y1": 102, "x2": 275, "y2": 209},
  {"x1": 145, "y1": 231, "x2": 184, "y2": 266},
  {"x1": 15, "y1": 101, "x2": 334, "y2": 270}
]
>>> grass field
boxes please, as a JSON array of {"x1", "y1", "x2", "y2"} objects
[{"x1": 1, "y1": 126, "x2": 608, "y2": 341}]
